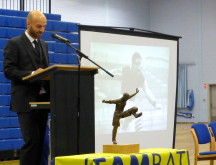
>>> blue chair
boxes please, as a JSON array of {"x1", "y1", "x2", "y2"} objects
[
  {"x1": 191, "y1": 123, "x2": 216, "y2": 165},
  {"x1": 209, "y1": 122, "x2": 216, "y2": 159},
  {"x1": 209, "y1": 122, "x2": 216, "y2": 141}
]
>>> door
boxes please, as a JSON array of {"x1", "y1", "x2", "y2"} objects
[{"x1": 209, "y1": 84, "x2": 216, "y2": 122}]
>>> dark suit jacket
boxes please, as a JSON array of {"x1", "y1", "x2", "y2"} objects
[{"x1": 3, "y1": 33, "x2": 49, "y2": 112}]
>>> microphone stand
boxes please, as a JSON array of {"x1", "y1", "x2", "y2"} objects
[
  {"x1": 65, "y1": 42, "x2": 114, "y2": 77},
  {"x1": 76, "y1": 54, "x2": 81, "y2": 154},
  {"x1": 63, "y1": 41, "x2": 114, "y2": 154}
]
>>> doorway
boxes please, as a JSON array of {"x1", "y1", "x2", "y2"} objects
[{"x1": 209, "y1": 84, "x2": 216, "y2": 122}]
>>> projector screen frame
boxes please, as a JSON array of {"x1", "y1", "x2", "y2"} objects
[
  {"x1": 78, "y1": 25, "x2": 181, "y2": 42},
  {"x1": 78, "y1": 24, "x2": 181, "y2": 150}
]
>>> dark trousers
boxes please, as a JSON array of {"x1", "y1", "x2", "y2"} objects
[{"x1": 17, "y1": 109, "x2": 49, "y2": 165}]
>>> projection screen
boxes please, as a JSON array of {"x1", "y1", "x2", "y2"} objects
[{"x1": 79, "y1": 25, "x2": 180, "y2": 153}]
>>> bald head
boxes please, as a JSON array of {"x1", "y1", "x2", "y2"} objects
[{"x1": 26, "y1": 10, "x2": 47, "y2": 39}]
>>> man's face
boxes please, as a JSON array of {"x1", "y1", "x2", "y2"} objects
[
  {"x1": 27, "y1": 16, "x2": 47, "y2": 39},
  {"x1": 133, "y1": 58, "x2": 142, "y2": 70}
]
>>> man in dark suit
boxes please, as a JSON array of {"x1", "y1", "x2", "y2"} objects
[{"x1": 3, "y1": 10, "x2": 49, "y2": 165}]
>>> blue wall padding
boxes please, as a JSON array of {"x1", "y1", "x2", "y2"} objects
[
  {"x1": 67, "y1": 54, "x2": 78, "y2": 64},
  {"x1": 0, "y1": 95, "x2": 11, "y2": 106},
  {"x1": 0, "y1": 84, "x2": 11, "y2": 95},
  {"x1": 49, "y1": 53, "x2": 78, "y2": 64},
  {"x1": 0, "y1": 27, "x2": 79, "y2": 43},
  {"x1": 0, "y1": 61, "x2": 3, "y2": 71},
  {"x1": 47, "y1": 42, "x2": 79, "y2": 54},
  {"x1": 0, "y1": 106, "x2": 16, "y2": 117},
  {"x1": 0, "y1": 117, "x2": 19, "y2": 128},
  {"x1": 0, "y1": 9, "x2": 61, "y2": 21},
  {"x1": 0, "y1": 9, "x2": 80, "y2": 153},
  {"x1": 0, "y1": 72, "x2": 10, "y2": 83},
  {"x1": 0, "y1": 128, "x2": 22, "y2": 139},
  {"x1": 0, "y1": 50, "x2": 3, "y2": 60},
  {"x1": 0, "y1": 39, "x2": 8, "y2": 49},
  {"x1": 0, "y1": 16, "x2": 26, "y2": 28},
  {"x1": 42, "y1": 31, "x2": 79, "y2": 42},
  {"x1": 0, "y1": 15, "x2": 78, "y2": 32},
  {"x1": 3, "y1": 28, "x2": 25, "y2": 38},
  {"x1": 0, "y1": 139, "x2": 23, "y2": 150}
]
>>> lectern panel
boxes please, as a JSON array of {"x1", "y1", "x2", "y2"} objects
[{"x1": 50, "y1": 70, "x2": 95, "y2": 158}]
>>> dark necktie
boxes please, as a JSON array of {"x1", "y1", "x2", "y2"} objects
[{"x1": 33, "y1": 40, "x2": 40, "y2": 55}]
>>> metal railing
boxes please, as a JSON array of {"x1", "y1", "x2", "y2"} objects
[{"x1": 0, "y1": 0, "x2": 51, "y2": 13}]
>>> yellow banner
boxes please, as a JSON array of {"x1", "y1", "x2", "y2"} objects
[{"x1": 55, "y1": 148, "x2": 189, "y2": 165}]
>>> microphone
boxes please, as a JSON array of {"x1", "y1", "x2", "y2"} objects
[{"x1": 51, "y1": 33, "x2": 71, "y2": 43}]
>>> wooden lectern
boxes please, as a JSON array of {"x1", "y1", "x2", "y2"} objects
[{"x1": 23, "y1": 65, "x2": 98, "y2": 159}]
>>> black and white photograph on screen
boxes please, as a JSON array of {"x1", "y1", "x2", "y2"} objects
[{"x1": 91, "y1": 43, "x2": 169, "y2": 134}]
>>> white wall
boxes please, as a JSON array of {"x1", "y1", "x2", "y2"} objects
[
  {"x1": 149, "y1": 0, "x2": 204, "y2": 122},
  {"x1": 51, "y1": 0, "x2": 150, "y2": 29},
  {"x1": 149, "y1": 0, "x2": 216, "y2": 122},
  {"x1": 202, "y1": 1, "x2": 216, "y2": 83}
]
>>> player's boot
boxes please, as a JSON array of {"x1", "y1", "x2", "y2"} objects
[{"x1": 133, "y1": 112, "x2": 142, "y2": 118}]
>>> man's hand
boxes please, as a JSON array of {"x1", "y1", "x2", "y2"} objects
[
  {"x1": 136, "y1": 88, "x2": 139, "y2": 93},
  {"x1": 34, "y1": 68, "x2": 44, "y2": 74},
  {"x1": 102, "y1": 100, "x2": 105, "y2": 103}
]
